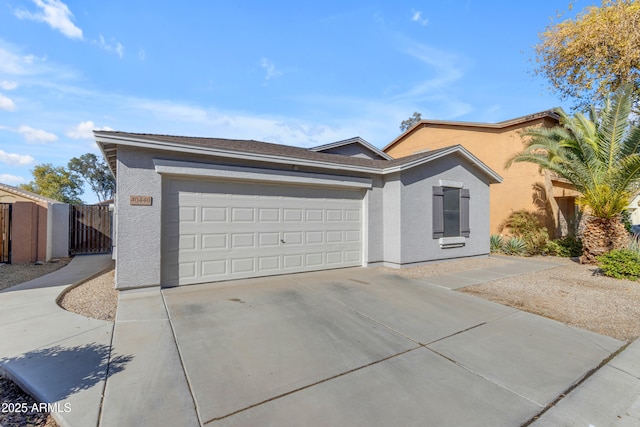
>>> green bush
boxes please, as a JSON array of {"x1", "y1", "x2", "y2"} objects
[
  {"x1": 503, "y1": 236, "x2": 527, "y2": 256},
  {"x1": 500, "y1": 210, "x2": 550, "y2": 255},
  {"x1": 546, "y1": 236, "x2": 583, "y2": 257},
  {"x1": 490, "y1": 234, "x2": 504, "y2": 253},
  {"x1": 597, "y1": 249, "x2": 640, "y2": 280}
]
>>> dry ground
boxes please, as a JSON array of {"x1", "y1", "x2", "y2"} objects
[
  {"x1": 384, "y1": 256, "x2": 640, "y2": 342},
  {"x1": 0, "y1": 259, "x2": 71, "y2": 291},
  {"x1": 460, "y1": 257, "x2": 640, "y2": 341}
]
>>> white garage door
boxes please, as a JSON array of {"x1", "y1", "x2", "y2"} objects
[{"x1": 162, "y1": 177, "x2": 364, "y2": 286}]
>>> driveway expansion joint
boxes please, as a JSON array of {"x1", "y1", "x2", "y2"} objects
[
  {"x1": 520, "y1": 340, "x2": 632, "y2": 427},
  {"x1": 201, "y1": 346, "x2": 422, "y2": 425},
  {"x1": 160, "y1": 291, "x2": 203, "y2": 427}
]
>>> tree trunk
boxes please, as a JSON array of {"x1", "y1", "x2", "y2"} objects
[{"x1": 580, "y1": 214, "x2": 630, "y2": 264}]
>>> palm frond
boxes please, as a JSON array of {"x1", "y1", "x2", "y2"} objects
[{"x1": 508, "y1": 85, "x2": 640, "y2": 219}]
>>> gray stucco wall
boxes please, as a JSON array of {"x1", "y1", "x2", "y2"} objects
[
  {"x1": 365, "y1": 176, "x2": 385, "y2": 264},
  {"x1": 382, "y1": 173, "x2": 402, "y2": 265},
  {"x1": 115, "y1": 147, "x2": 163, "y2": 289},
  {"x1": 396, "y1": 155, "x2": 491, "y2": 265},
  {"x1": 321, "y1": 144, "x2": 383, "y2": 160}
]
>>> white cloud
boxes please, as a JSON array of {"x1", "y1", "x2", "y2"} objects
[
  {"x1": 0, "y1": 149, "x2": 35, "y2": 165},
  {"x1": 67, "y1": 121, "x2": 113, "y2": 139},
  {"x1": 261, "y1": 58, "x2": 283, "y2": 81},
  {"x1": 15, "y1": 0, "x2": 83, "y2": 40},
  {"x1": 94, "y1": 35, "x2": 124, "y2": 58},
  {"x1": 0, "y1": 80, "x2": 17, "y2": 90},
  {"x1": 0, "y1": 40, "x2": 54, "y2": 79},
  {"x1": 0, "y1": 174, "x2": 26, "y2": 184},
  {"x1": 0, "y1": 93, "x2": 16, "y2": 111},
  {"x1": 411, "y1": 10, "x2": 429, "y2": 26},
  {"x1": 18, "y1": 125, "x2": 58, "y2": 143}
]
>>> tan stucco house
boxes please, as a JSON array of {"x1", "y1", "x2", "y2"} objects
[{"x1": 383, "y1": 111, "x2": 581, "y2": 237}]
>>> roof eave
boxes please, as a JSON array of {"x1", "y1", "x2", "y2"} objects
[
  {"x1": 382, "y1": 110, "x2": 561, "y2": 154},
  {"x1": 94, "y1": 133, "x2": 385, "y2": 176}
]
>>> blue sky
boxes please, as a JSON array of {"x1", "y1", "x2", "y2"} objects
[{"x1": 0, "y1": 0, "x2": 593, "y2": 203}]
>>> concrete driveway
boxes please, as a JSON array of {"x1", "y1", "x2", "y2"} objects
[{"x1": 152, "y1": 267, "x2": 620, "y2": 426}]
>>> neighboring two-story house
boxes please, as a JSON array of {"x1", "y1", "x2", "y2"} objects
[{"x1": 383, "y1": 111, "x2": 581, "y2": 237}]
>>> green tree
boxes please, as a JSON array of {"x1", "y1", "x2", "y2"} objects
[
  {"x1": 20, "y1": 163, "x2": 84, "y2": 204},
  {"x1": 534, "y1": 0, "x2": 640, "y2": 110},
  {"x1": 400, "y1": 112, "x2": 422, "y2": 132},
  {"x1": 506, "y1": 85, "x2": 640, "y2": 263},
  {"x1": 68, "y1": 153, "x2": 115, "y2": 202}
]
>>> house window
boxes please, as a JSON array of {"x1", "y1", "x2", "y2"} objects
[
  {"x1": 443, "y1": 187, "x2": 460, "y2": 237},
  {"x1": 432, "y1": 186, "x2": 470, "y2": 240}
]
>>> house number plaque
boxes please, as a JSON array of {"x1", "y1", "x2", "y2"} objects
[{"x1": 130, "y1": 195, "x2": 152, "y2": 206}]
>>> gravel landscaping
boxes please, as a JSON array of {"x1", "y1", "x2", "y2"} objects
[
  {"x1": 383, "y1": 255, "x2": 640, "y2": 342},
  {"x1": 0, "y1": 259, "x2": 71, "y2": 292},
  {"x1": 460, "y1": 257, "x2": 640, "y2": 341},
  {"x1": 58, "y1": 263, "x2": 117, "y2": 321}
]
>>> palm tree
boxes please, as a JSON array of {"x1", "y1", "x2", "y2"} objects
[{"x1": 506, "y1": 85, "x2": 640, "y2": 263}]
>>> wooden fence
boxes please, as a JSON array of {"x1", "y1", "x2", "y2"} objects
[
  {"x1": 69, "y1": 205, "x2": 112, "y2": 255},
  {"x1": 0, "y1": 203, "x2": 10, "y2": 263}
]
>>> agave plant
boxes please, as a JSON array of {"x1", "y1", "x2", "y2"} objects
[
  {"x1": 503, "y1": 236, "x2": 527, "y2": 256},
  {"x1": 507, "y1": 85, "x2": 640, "y2": 263},
  {"x1": 490, "y1": 234, "x2": 504, "y2": 253}
]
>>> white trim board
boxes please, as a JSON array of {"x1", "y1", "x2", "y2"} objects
[{"x1": 153, "y1": 159, "x2": 373, "y2": 189}]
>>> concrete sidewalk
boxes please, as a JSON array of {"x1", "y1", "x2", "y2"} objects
[
  {"x1": 0, "y1": 254, "x2": 113, "y2": 427},
  {"x1": 1, "y1": 255, "x2": 638, "y2": 426}
]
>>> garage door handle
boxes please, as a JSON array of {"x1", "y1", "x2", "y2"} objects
[{"x1": 280, "y1": 239, "x2": 285, "y2": 244}]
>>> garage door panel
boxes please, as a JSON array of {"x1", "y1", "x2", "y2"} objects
[
  {"x1": 202, "y1": 207, "x2": 227, "y2": 222},
  {"x1": 258, "y1": 208, "x2": 279, "y2": 222},
  {"x1": 201, "y1": 259, "x2": 226, "y2": 277},
  {"x1": 283, "y1": 254, "x2": 303, "y2": 269},
  {"x1": 258, "y1": 256, "x2": 280, "y2": 271},
  {"x1": 202, "y1": 233, "x2": 227, "y2": 249},
  {"x1": 258, "y1": 233, "x2": 280, "y2": 247},
  {"x1": 163, "y1": 177, "x2": 363, "y2": 286},
  {"x1": 231, "y1": 258, "x2": 255, "y2": 274}
]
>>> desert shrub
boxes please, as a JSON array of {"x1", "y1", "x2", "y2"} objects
[
  {"x1": 490, "y1": 234, "x2": 504, "y2": 253},
  {"x1": 501, "y1": 210, "x2": 550, "y2": 255},
  {"x1": 503, "y1": 236, "x2": 527, "y2": 256},
  {"x1": 546, "y1": 236, "x2": 583, "y2": 257},
  {"x1": 597, "y1": 249, "x2": 640, "y2": 280}
]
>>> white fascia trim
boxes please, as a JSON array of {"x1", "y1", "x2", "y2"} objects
[
  {"x1": 153, "y1": 159, "x2": 373, "y2": 189},
  {"x1": 96, "y1": 134, "x2": 382, "y2": 175}
]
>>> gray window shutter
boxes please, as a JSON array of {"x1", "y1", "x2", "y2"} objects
[
  {"x1": 433, "y1": 186, "x2": 444, "y2": 239},
  {"x1": 460, "y1": 188, "x2": 470, "y2": 237}
]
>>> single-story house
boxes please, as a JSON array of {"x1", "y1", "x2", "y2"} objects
[
  {"x1": 0, "y1": 183, "x2": 69, "y2": 263},
  {"x1": 94, "y1": 132, "x2": 502, "y2": 290},
  {"x1": 383, "y1": 111, "x2": 581, "y2": 237}
]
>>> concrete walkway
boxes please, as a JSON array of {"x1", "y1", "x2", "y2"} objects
[
  {"x1": 0, "y1": 254, "x2": 113, "y2": 427},
  {"x1": 1, "y1": 255, "x2": 638, "y2": 426}
]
